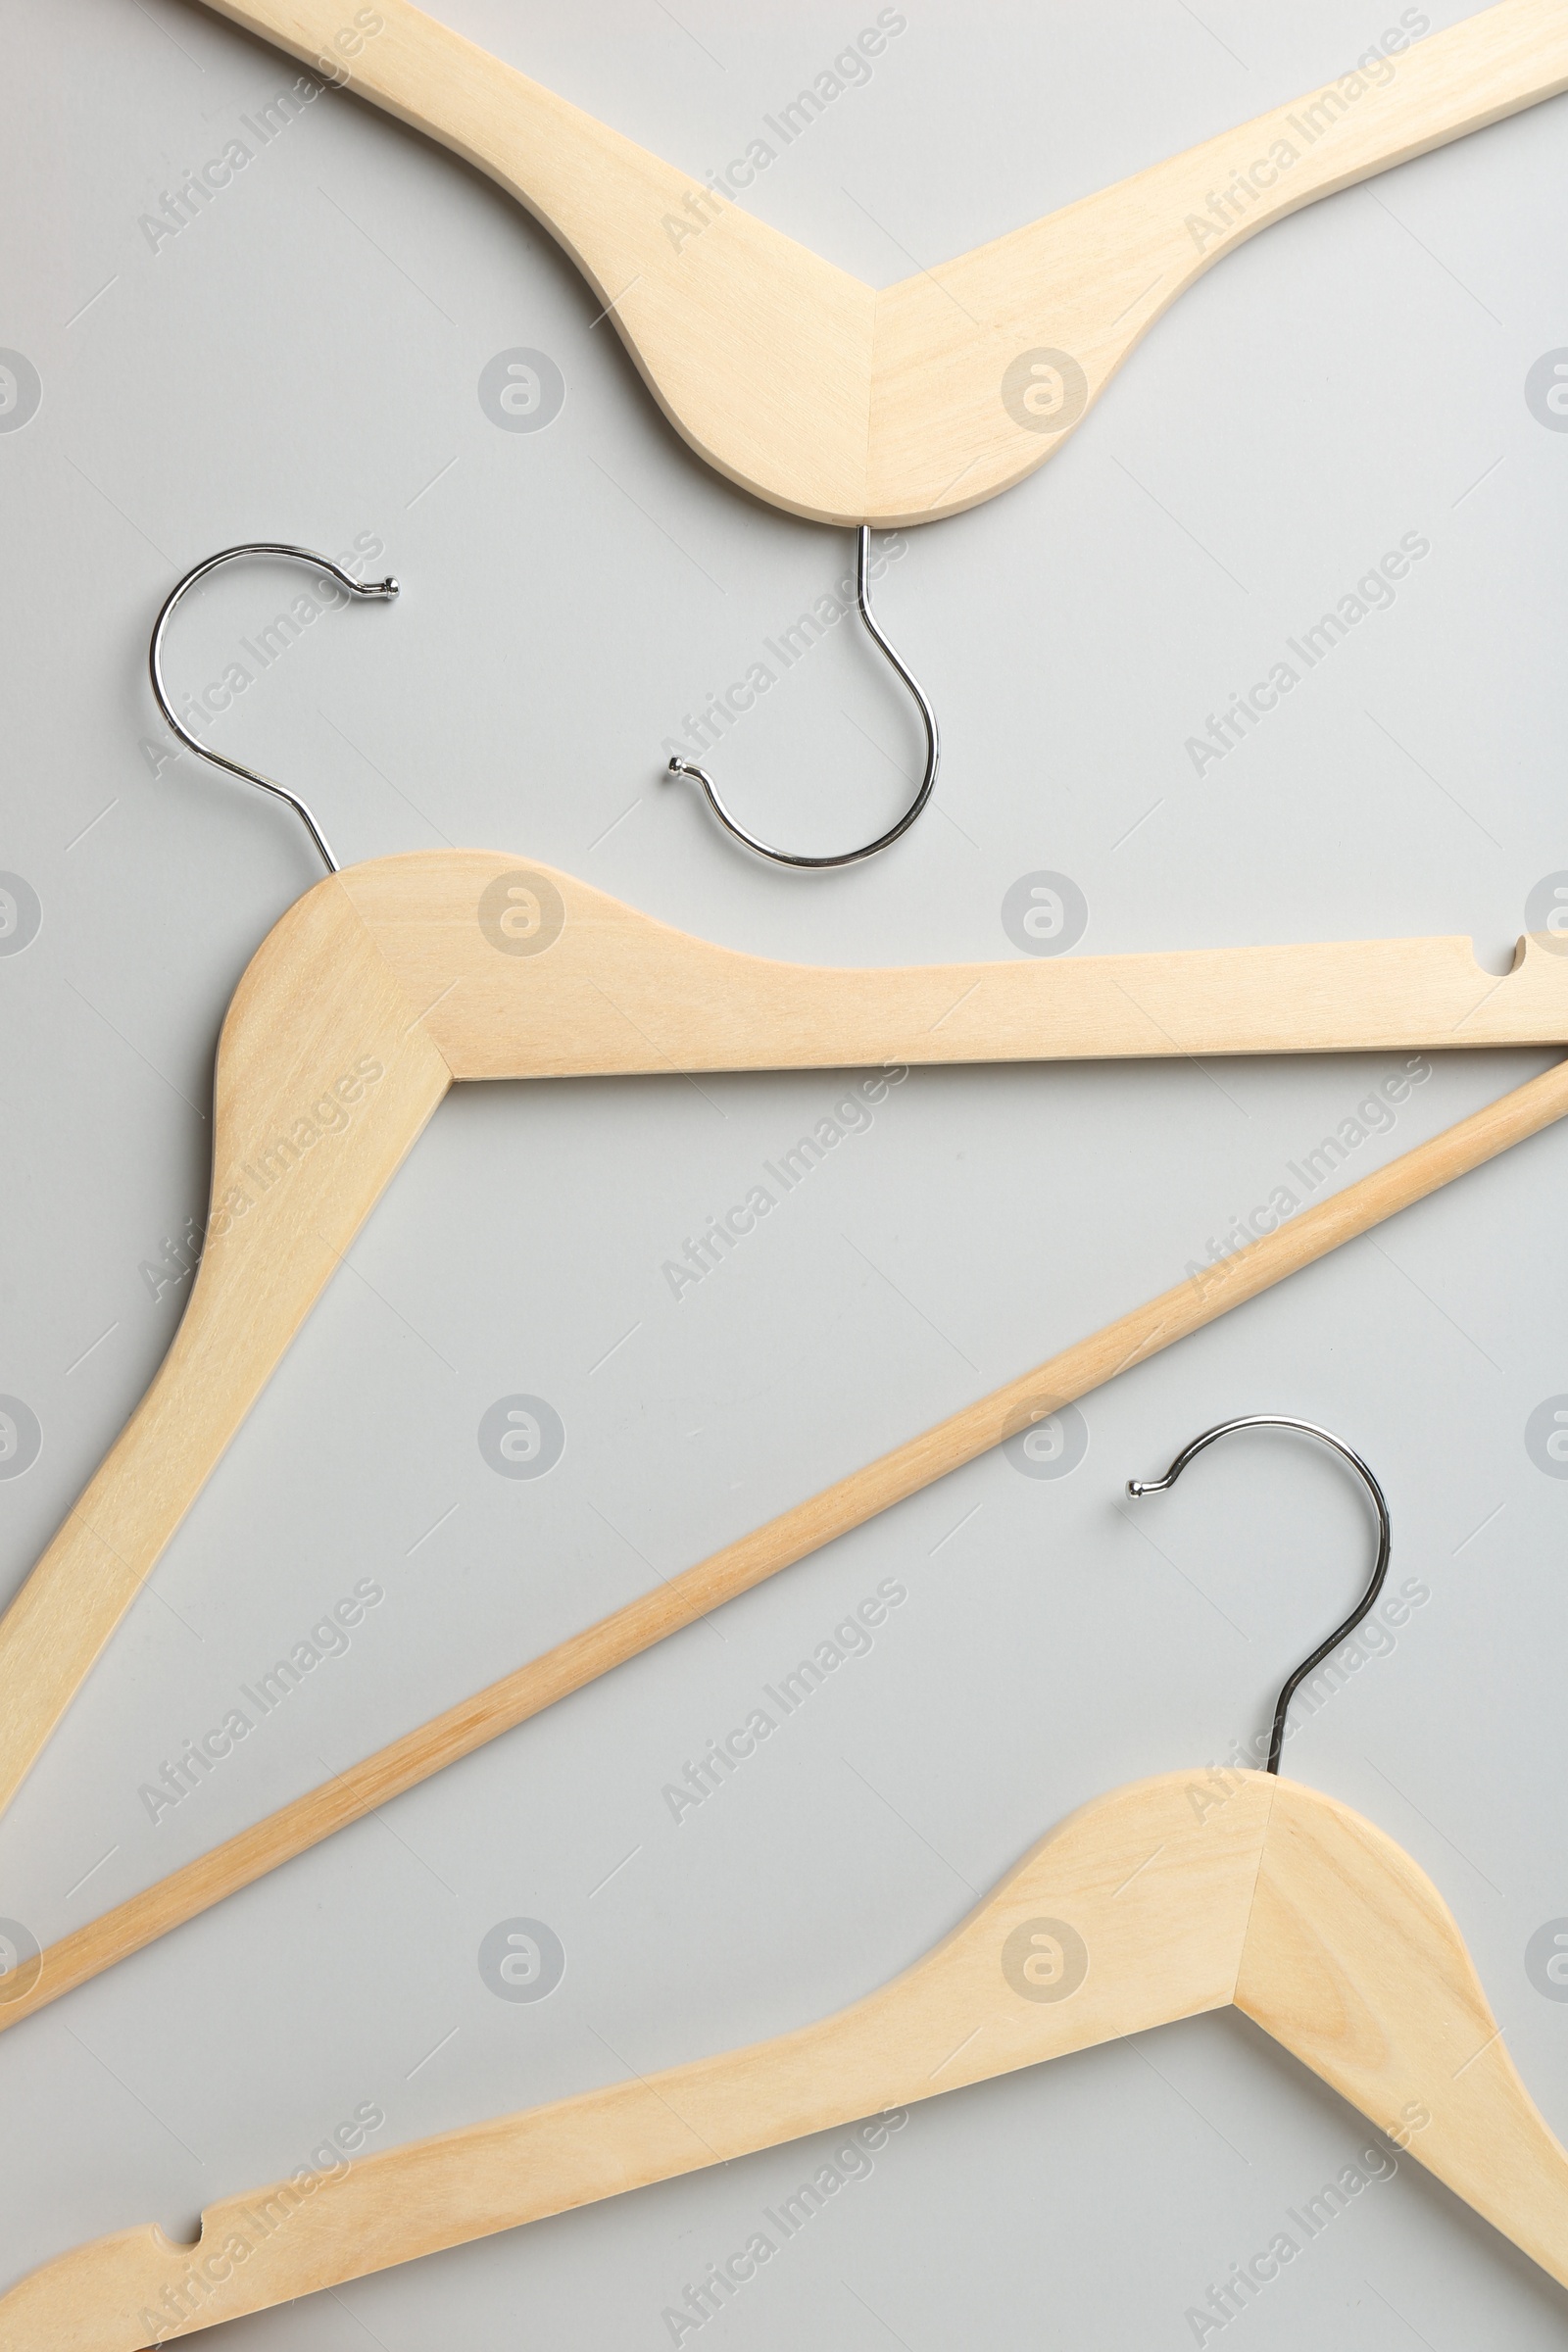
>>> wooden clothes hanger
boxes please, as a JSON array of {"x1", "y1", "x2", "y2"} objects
[
  {"x1": 7, "y1": 21, "x2": 1560, "y2": 2329},
  {"x1": 4, "y1": 538, "x2": 1568, "y2": 1937},
  {"x1": 11, "y1": 1420, "x2": 1568, "y2": 2345},
  {"x1": 192, "y1": 0, "x2": 1568, "y2": 523},
  {"x1": 4, "y1": 1046, "x2": 1566, "y2": 2036}
]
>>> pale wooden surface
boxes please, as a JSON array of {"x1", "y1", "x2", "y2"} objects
[
  {"x1": 1242, "y1": 1780, "x2": 1568, "y2": 2293},
  {"x1": 5, "y1": 846, "x2": 1568, "y2": 1874},
  {"x1": 343, "y1": 852, "x2": 1568, "y2": 1078},
  {"x1": 8, "y1": 1771, "x2": 1566, "y2": 2343},
  {"x1": 5, "y1": 1045, "x2": 1568, "y2": 2035},
  {"x1": 192, "y1": 0, "x2": 1568, "y2": 522},
  {"x1": 0, "y1": 881, "x2": 451, "y2": 1826},
  {"x1": 0, "y1": 1775, "x2": 1276, "y2": 2344}
]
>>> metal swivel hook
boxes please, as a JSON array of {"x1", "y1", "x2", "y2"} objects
[
  {"x1": 1127, "y1": 1415, "x2": 1392, "y2": 1774},
  {"x1": 149, "y1": 542, "x2": 400, "y2": 872},
  {"x1": 664, "y1": 524, "x2": 940, "y2": 869}
]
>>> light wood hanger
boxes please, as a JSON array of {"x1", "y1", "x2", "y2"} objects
[
  {"x1": 6, "y1": 832, "x2": 1568, "y2": 1832},
  {"x1": 194, "y1": 0, "x2": 1568, "y2": 522},
  {"x1": 11, "y1": 1428, "x2": 1568, "y2": 2339},
  {"x1": 4, "y1": 1049, "x2": 1566, "y2": 2035},
  {"x1": 6, "y1": 542, "x2": 1564, "y2": 2017}
]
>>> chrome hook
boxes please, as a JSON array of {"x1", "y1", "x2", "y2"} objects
[
  {"x1": 664, "y1": 524, "x2": 940, "y2": 869},
  {"x1": 1126, "y1": 1415, "x2": 1392, "y2": 1774},
  {"x1": 149, "y1": 542, "x2": 400, "y2": 873}
]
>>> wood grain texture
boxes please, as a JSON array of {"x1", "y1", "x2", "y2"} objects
[
  {"x1": 6, "y1": 1047, "x2": 1567, "y2": 2035},
  {"x1": 5, "y1": 842, "x2": 1568, "y2": 1931},
  {"x1": 0, "y1": 880, "x2": 451, "y2": 1824},
  {"x1": 10, "y1": 1772, "x2": 1568, "y2": 2342},
  {"x1": 1240, "y1": 1779, "x2": 1568, "y2": 2289},
  {"x1": 0, "y1": 1774, "x2": 1273, "y2": 2347},
  {"x1": 192, "y1": 0, "x2": 1568, "y2": 521},
  {"x1": 865, "y1": 0, "x2": 1568, "y2": 518},
  {"x1": 198, "y1": 0, "x2": 874, "y2": 520},
  {"x1": 8, "y1": 841, "x2": 1559, "y2": 1829},
  {"x1": 342, "y1": 852, "x2": 1568, "y2": 1079}
]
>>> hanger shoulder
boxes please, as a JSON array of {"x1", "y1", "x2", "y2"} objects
[
  {"x1": 197, "y1": 0, "x2": 875, "y2": 521},
  {"x1": 871, "y1": 0, "x2": 1568, "y2": 517},
  {"x1": 0, "y1": 1774, "x2": 1270, "y2": 2343},
  {"x1": 1238, "y1": 1778, "x2": 1568, "y2": 2288},
  {"x1": 0, "y1": 878, "x2": 449, "y2": 1821},
  {"x1": 194, "y1": 4, "x2": 1566, "y2": 523},
  {"x1": 342, "y1": 851, "x2": 1568, "y2": 1078}
]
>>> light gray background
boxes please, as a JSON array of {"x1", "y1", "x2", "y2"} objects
[{"x1": 3, "y1": 1, "x2": 1568, "y2": 2344}]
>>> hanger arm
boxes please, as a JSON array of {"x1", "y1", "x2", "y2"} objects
[
  {"x1": 874, "y1": 0, "x2": 1568, "y2": 517},
  {"x1": 4, "y1": 1046, "x2": 1568, "y2": 2034},
  {"x1": 197, "y1": 0, "x2": 874, "y2": 522},
  {"x1": 1240, "y1": 1778, "x2": 1568, "y2": 2289},
  {"x1": 0, "y1": 882, "x2": 451, "y2": 1823},
  {"x1": 13, "y1": 1772, "x2": 1568, "y2": 2337},
  {"x1": 190, "y1": 4, "x2": 1567, "y2": 522},
  {"x1": 0, "y1": 1774, "x2": 1271, "y2": 2346},
  {"x1": 4, "y1": 848, "x2": 1568, "y2": 1830},
  {"x1": 341, "y1": 856, "x2": 1568, "y2": 1077}
]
